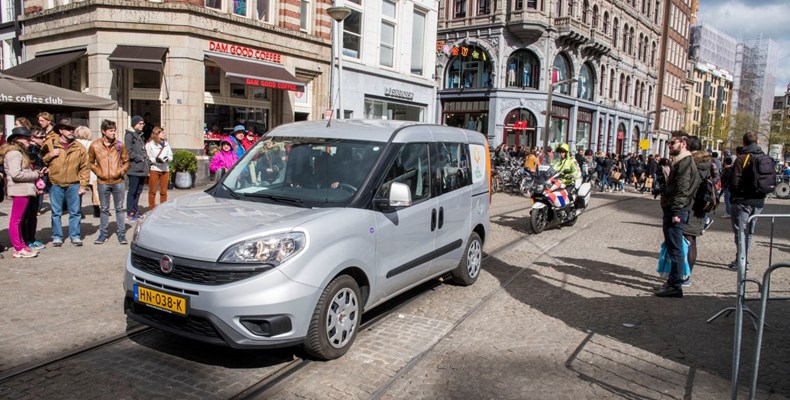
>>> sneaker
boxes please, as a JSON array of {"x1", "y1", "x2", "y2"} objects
[
  {"x1": 94, "y1": 237, "x2": 107, "y2": 245},
  {"x1": 128, "y1": 213, "x2": 139, "y2": 222},
  {"x1": 71, "y1": 239, "x2": 83, "y2": 247},
  {"x1": 682, "y1": 278, "x2": 691, "y2": 287},
  {"x1": 13, "y1": 249, "x2": 38, "y2": 258},
  {"x1": 655, "y1": 286, "x2": 683, "y2": 298},
  {"x1": 119, "y1": 238, "x2": 129, "y2": 245},
  {"x1": 52, "y1": 240, "x2": 63, "y2": 247},
  {"x1": 28, "y1": 241, "x2": 46, "y2": 250},
  {"x1": 703, "y1": 217, "x2": 714, "y2": 231}
]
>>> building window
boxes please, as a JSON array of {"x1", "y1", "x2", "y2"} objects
[
  {"x1": 577, "y1": 63, "x2": 594, "y2": 101},
  {"x1": 613, "y1": 19, "x2": 619, "y2": 47},
  {"x1": 232, "y1": 0, "x2": 247, "y2": 16},
  {"x1": 527, "y1": 0, "x2": 538, "y2": 9},
  {"x1": 608, "y1": 69, "x2": 615, "y2": 98},
  {"x1": 654, "y1": 0, "x2": 660, "y2": 24},
  {"x1": 443, "y1": 100, "x2": 489, "y2": 134},
  {"x1": 552, "y1": 53, "x2": 572, "y2": 95},
  {"x1": 618, "y1": 73, "x2": 625, "y2": 101},
  {"x1": 133, "y1": 69, "x2": 160, "y2": 89},
  {"x1": 342, "y1": 8, "x2": 363, "y2": 58},
  {"x1": 515, "y1": 0, "x2": 523, "y2": 10},
  {"x1": 503, "y1": 108, "x2": 538, "y2": 147},
  {"x1": 599, "y1": 66, "x2": 606, "y2": 96},
  {"x1": 380, "y1": 0, "x2": 396, "y2": 68},
  {"x1": 365, "y1": 97, "x2": 425, "y2": 122},
  {"x1": 445, "y1": 46, "x2": 492, "y2": 89},
  {"x1": 411, "y1": 9, "x2": 426, "y2": 75},
  {"x1": 582, "y1": 0, "x2": 589, "y2": 23},
  {"x1": 628, "y1": 27, "x2": 634, "y2": 54},
  {"x1": 205, "y1": 64, "x2": 221, "y2": 94},
  {"x1": 603, "y1": 12, "x2": 609, "y2": 34},
  {"x1": 506, "y1": 50, "x2": 540, "y2": 89},
  {"x1": 477, "y1": 0, "x2": 490, "y2": 15},
  {"x1": 300, "y1": 0, "x2": 310, "y2": 31},
  {"x1": 257, "y1": 0, "x2": 270, "y2": 21},
  {"x1": 592, "y1": 4, "x2": 598, "y2": 27},
  {"x1": 454, "y1": 0, "x2": 466, "y2": 18},
  {"x1": 206, "y1": 0, "x2": 221, "y2": 10},
  {"x1": 556, "y1": 0, "x2": 563, "y2": 16}
]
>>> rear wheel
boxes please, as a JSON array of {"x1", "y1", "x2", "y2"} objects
[
  {"x1": 451, "y1": 232, "x2": 482, "y2": 286},
  {"x1": 492, "y1": 175, "x2": 503, "y2": 193},
  {"x1": 530, "y1": 207, "x2": 548, "y2": 234},
  {"x1": 776, "y1": 182, "x2": 790, "y2": 199},
  {"x1": 303, "y1": 275, "x2": 360, "y2": 360}
]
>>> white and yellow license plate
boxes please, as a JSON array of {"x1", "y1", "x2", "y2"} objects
[{"x1": 134, "y1": 284, "x2": 188, "y2": 316}]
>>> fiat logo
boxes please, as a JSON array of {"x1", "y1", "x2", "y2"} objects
[{"x1": 160, "y1": 255, "x2": 174, "y2": 274}]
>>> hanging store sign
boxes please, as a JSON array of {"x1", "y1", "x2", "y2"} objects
[
  {"x1": 511, "y1": 121, "x2": 529, "y2": 130},
  {"x1": 245, "y1": 78, "x2": 300, "y2": 92},
  {"x1": 384, "y1": 87, "x2": 414, "y2": 100},
  {"x1": 208, "y1": 41, "x2": 282, "y2": 63}
]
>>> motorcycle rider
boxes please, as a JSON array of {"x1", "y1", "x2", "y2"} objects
[{"x1": 551, "y1": 143, "x2": 581, "y2": 187}]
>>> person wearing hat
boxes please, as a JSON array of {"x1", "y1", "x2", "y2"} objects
[
  {"x1": 42, "y1": 118, "x2": 90, "y2": 247},
  {"x1": 125, "y1": 115, "x2": 148, "y2": 222},
  {"x1": 229, "y1": 124, "x2": 247, "y2": 159},
  {"x1": 1, "y1": 127, "x2": 47, "y2": 258},
  {"x1": 550, "y1": 143, "x2": 581, "y2": 188},
  {"x1": 22, "y1": 126, "x2": 48, "y2": 251}
]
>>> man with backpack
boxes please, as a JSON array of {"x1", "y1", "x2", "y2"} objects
[{"x1": 728, "y1": 132, "x2": 776, "y2": 270}]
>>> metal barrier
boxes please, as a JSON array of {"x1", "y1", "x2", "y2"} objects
[{"x1": 706, "y1": 214, "x2": 790, "y2": 400}]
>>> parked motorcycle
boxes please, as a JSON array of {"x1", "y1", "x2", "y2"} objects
[{"x1": 528, "y1": 165, "x2": 592, "y2": 234}]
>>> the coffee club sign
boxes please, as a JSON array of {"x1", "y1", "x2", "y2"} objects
[
  {"x1": 384, "y1": 87, "x2": 414, "y2": 100},
  {"x1": 435, "y1": 41, "x2": 488, "y2": 61}
]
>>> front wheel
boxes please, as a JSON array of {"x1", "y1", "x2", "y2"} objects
[
  {"x1": 451, "y1": 232, "x2": 483, "y2": 286},
  {"x1": 776, "y1": 182, "x2": 790, "y2": 199},
  {"x1": 530, "y1": 206, "x2": 548, "y2": 234},
  {"x1": 303, "y1": 275, "x2": 361, "y2": 360}
]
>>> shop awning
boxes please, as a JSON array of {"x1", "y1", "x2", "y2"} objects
[
  {"x1": 206, "y1": 53, "x2": 305, "y2": 92},
  {"x1": 108, "y1": 46, "x2": 168, "y2": 72},
  {"x1": 2, "y1": 49, "x2": 86, "y2": 79}
]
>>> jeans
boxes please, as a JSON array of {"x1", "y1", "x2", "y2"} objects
[
  {"x1": 50, "y1": 184, "x2": 81, "y2": 242},
  {"x1": 662, "y1": 208, "x2": 689, "y2": 288},
  {"x1": 722, "y1": 188, "x2": 731, "y2": 216},
  {"x1": 126, "y1": 175, "x2": 145, "y2": 215},
  {"x1": 21, "y1": 194, "x2": 40, "y2": 244},
  {"x1": 148, "y1": 171, "x2": 169, "y2": 209},
  {"x1": 601, "y1": 174, "x2": 609, "y2": 191},
  {"x1": 730, "y1": 201, "x2": 762, "y2": 262},
  {"x1": 99, "y1": 183, "x2": 127, "y2": 240}
]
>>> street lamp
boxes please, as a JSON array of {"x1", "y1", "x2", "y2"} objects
[
  {"x1": 646, "y1": 107, "x2": 668, "y2": 155},
  {"x1": 326, "y1": 5, "x2": 351, "y2": 125},
  {"x1": 542, "y1": 77, "x2": 578, "y2": 163}
]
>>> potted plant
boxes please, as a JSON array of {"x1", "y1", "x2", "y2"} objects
[{"x1": 170, "y1": 150, "x2": 198, "y2": 189}]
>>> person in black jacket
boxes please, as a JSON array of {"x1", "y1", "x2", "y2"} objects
[
  {"x1": 727, "y1": 132, "x2": 767, "y2": 270},
  {"x1": 125, "y1": 116, "x2": 148, "y2": 222},
  {"x1": 655, "y1": 131, "x2": 701, "y2": 298}
]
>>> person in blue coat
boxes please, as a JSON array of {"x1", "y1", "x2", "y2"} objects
[{"x1": 229, "y1": 125, "x2": 247, "y2": 159}]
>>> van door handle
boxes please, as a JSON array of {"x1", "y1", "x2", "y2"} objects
[
  {"x1": 438, "y1": 207, "x2": 444, "y2": 229},
  {"x1": 431, "y1": 209, "x2": 437, "y2": 231}
]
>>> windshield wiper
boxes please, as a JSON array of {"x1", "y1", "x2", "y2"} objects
[
  {"x1": 221, "y1": 182, "x2": 240, "y2": 200},
  {"x1": 244, "y1": 192, "x2": 305, "y2": 207}
]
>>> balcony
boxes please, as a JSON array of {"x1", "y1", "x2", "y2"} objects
[
  {"x1": 554, "y1": 17, "x2": 589, "y2": 47},
  {"x1": 506, "y1": 10, "x2": 549, "y2": 41},
  {"x1": 582, "y1": 28, "x2": 611, "y2": 57}
]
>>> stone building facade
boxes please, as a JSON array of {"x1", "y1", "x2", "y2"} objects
[
  {"x1": 654, "y1": 0, "x2": 691, "y2": 154},
  {"x1": 437, "y1": 0, "x2": 662, "y2": 156},
  {"x1": 682, "y1": 59, "x2": 732, "y2": 151}
]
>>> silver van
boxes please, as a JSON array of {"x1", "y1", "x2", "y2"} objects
[{"x1": 123, "y1": 120, "x2": 490, "y2": 360}]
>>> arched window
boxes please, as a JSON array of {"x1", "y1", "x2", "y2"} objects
[
  {"x1": 628, "y1": 27, "x2": 634, "y2": 54},
  {"x1": 638, "y1": 33, "x2": 644, "y2": 59},
  {"x1": 556, "y1": 0, "x2": 563, "y2": 16},
  {"x1": 608, "y1": 68, "x2": 615, "y2": 98},
  {"x1": 503, "y1": 108, "x2": 538, "y2": 147},
  {"x1": 651, "y1": 41, "x2": 656, "y2": 66},
  {"x1": 625, "y1": 76, "x2": 631, "y2": 103},
  {"x1": 647, "y1": 85, "x2": 653, "y2": 109},
  {"x1": 582, "y1": 0, "x2": 589, "y2": 23},
  {"x1": 577, "y1": 63, "x2": 595, "y2": 101},
  {"x1": 603, "y1": 12, "x2": 609, "y2": 34},
  {"x1": 552, "y1": 53, "x2": 573, "y2": 95},
  {"x1": 592, "y1": 5, "x2": 599, "y2": 28},
  {"x1": 633, "y1": 79, "x2": 640, "y2": 106},
  {"x1": 506, "y1": 50, "x2": 540, "y2": 89},
  {"x1": 622, "y1": 24, "x2": 629, "y2": 52},
  {"x1": 654, "y1": 0, "x2": 660, "y2": 24},
  {"x1": 618, "y1": 73, "x2": 625, "y2": 101},
  {"x1": 568, "y1": 0, "x2": 575, "y2": 17},
  {"x1": 444, "y1": 45, "x2": 493, "y2": 89},
  {"x1": 613, "y1": 18, "x2": 619, "y2": 47},
  {"x1": 599, "y1": 65, "x2": 606, "y2": 96},
  {"x1": 642, "y1": 0, "x2": 647, "y2": 14}
]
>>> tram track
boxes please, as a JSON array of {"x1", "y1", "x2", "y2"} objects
[{"x1": 0, "y1": 193, "x2": 634, "y2": 399}]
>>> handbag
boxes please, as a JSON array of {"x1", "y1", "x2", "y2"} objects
[
  {"x1": 611, "y1": 170, "x2": 621, "y2": 181},
  {"x1": 645, "y1": 177, "x2": 654, "y2": 188},
  {"x1": 656, "y1": 239, "x2": 691, "y2": 279}
]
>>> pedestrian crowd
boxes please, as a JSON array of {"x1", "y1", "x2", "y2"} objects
[{"x1": 0, "y1": 113, "x2": 176, "y2": 259}]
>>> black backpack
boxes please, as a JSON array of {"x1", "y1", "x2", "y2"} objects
[
  {"x1": 741, "y1": 153, "x2": 777, "y2": 195},
  {"x1": 693, "y1": 171, "x2": 718, "y2": 214}
]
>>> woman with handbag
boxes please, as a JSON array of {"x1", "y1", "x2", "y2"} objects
[
  {"x1": 145, "y1": 127, "x2": 173, "y2": 210},
  {"x1": 1, "y1": 127, "x2": 47, "y2": 258}
]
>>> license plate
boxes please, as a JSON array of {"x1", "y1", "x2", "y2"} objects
[{"x1": 134, "y1": 284, "x2": 188, "y2": 316}]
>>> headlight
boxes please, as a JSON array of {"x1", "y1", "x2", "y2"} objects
[
  {"x1": 219, "y1": 232, "x2": 306, "y2": 264},
  {"x1": 131, "y1": 214, "x2": 146, "y2": 244}
]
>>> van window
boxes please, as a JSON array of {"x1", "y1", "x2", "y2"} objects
[
  {"x1": 378, "y1": 143, "x2": 431, "y2": 203},
  {"x1": 433, "y1": 142, "x2": 471, "y2": 195}
]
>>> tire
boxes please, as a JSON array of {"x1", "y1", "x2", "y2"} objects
[
  {"x1": 564, "y1": 210, "x2": 578, "y2": 227},
  {"x1": 776, "y1": 182, "x2": 790, "y2": 199},
  {"x1": 451, "y1": 232, "x2": 483, "y2": 286},
  {"x1": 492, "y1": 176, "x2": 503, "y2": 193},
  {"x1": 303, "y1": 275, "x2": 361, "y2": 360},
  {"x1": 530, "y1": 207, "x2": 548, "y2": 234}
]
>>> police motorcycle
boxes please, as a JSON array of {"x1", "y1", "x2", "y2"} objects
[{"x1": 528, "y1": 164, "x2": 592, "y2": 234}]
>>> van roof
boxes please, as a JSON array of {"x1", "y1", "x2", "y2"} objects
[{"x1": 267, "y1": 120, "x2": 418, "y2": 142}]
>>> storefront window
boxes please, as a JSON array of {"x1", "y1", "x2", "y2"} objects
[
  {"x1": 631, "y1": 126, "x2": 640, "y2": 153},
  {"x1": 577, "y1": 63, "x2": 595, "y2": 101},
  {"x1": 364, "y1": 98, "x2": 424, "y2": 122},
  {"x1": 230, "y1": 83, "x2": 246, "y2": 98},
  {"x1": 443, "y1": 100, "x2": 488, "y2": 134},
  {"x1": 503, "y1": 108, "x2": 537, "y2": 147},
  {"x1": 205, "y1": 64, "x2": 221, "y2": 94},
  {"x1": 576, "y1": 110, "x2": 593, "y2": 150},
  {"x1": 133, "y1": 69, "x2": 160, "y2": 89},
  {"x1": 549, "y1": 104, "x2": 570, "y2": 149},
  {"x1": 506, "y1": 50, "x2": 539, "y2": 89},
  {"x1": 444, "y1": 46, "x2": 492, "y2": 89},
  {"x1": 552, "y1": 54, "x2": 572, "y2": 95}
]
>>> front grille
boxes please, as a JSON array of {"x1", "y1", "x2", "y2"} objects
[
  {"x1": 126, "y1": 298, "x2": 220, "y2": 339},
  {"x1": 131, "y1": 253, "x2": 269, "y2": 286}
]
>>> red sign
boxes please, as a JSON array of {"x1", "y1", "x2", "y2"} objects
[
  {"x1": 204, "y1": 133, "x2": 223, "y2": 141},
  {"x1": 209, "y1": 41, "x2": 281, "y2": 63},
  {"x1": 512, "y1": 121, "x2": 529, "y2": 130},
  {"x1": 245, "y1": 78, "x2": 302, "y2": 92}
]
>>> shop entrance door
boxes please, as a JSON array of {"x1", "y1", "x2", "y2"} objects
[{"x1": 131, "y1": 99, "x2": 161, "y2": 141}]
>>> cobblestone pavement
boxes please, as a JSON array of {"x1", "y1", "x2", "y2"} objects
[{"x1": 1, "y1": 188, "x2": 789, "y2": 399}]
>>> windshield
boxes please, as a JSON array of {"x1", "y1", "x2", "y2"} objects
[{"x1": 216, "y1": 136, "x2": 385, "y2": 207}]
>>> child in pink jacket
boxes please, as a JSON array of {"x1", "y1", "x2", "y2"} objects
[{"x1": 209, "y1": 139, "x2": 238, "y2": 174}]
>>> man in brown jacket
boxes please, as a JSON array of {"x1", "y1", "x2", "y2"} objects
[
  {"x1": 88, "y1": 119, "x2": 130, "y2": 245},
  {"x1": 42, "y1": 118, "x2": 90, "y2": 247}
]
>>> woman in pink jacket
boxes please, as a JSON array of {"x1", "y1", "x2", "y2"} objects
[{"x1": 209, "y1": 138, "x2": 238, "y2": 175}]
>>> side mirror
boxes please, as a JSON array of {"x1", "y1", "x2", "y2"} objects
[{"x1": 374, "y1": 182, "x2": 412, "y2": 211}]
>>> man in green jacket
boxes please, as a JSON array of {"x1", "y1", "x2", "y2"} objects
[{"x1": 656, "y1": 131, "x2": 701, "y2": 298}]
